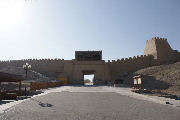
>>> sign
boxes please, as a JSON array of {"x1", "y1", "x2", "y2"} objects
[{"x1": 75, "y1": 51, "x2": 102, "y2": 61}]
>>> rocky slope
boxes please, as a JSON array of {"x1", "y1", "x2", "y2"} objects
[{"x1": 124, "y1": 62, "x2": 180, "y2": 96}]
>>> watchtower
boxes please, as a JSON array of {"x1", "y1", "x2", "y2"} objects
[{"x1": 144, "y1": 37, "x2": 177, "y2": 63}]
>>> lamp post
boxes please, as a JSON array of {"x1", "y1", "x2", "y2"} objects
[
  {"x1": 23, "y1": 63, "x2": 31, "y2": 79},
  {"x1": 23, "y1": 63, "x2": 31, "y2": 97}
]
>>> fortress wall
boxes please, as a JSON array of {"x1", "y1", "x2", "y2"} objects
[
  {"x1": 61, "y1": 61, "x2": 74, "y2": 83},
  {"x1": 108, "y1": 37, "x2": 180, "y2": 82},
  {"x1": 178, "y1": 52, "x2": 180, "y2": 61},
  {"x1": 174, "y1": 52, "x2": 180, "y2": 62},
  {"x1": 71, "y1": 61, "x2": 108, "y2": 85},
  {"x1": 104, "y1": 63, "x2": 111, "y2": 82},
  {"x1": 144, "y1": 37, "x2": 179, "y2": 64},
  {"x1": 0, "y1": 59, "x2": 65, "y2": 77},
  {"x1": 0, "y1": 37, "x2": 179, "y2": 84},
  {"x1": 144, "y1": 38, "x2": 158, "y2": 59},
  {"x1": 109, "y1": 55, "x2": 153, "y2": 80},
  {"x1": 155, "y1": 38, "x2": 176, "y2": 63}
]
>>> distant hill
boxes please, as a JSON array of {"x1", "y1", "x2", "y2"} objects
[{"x1": 123, "y1": 62, "x2": 180, "y2": 96}]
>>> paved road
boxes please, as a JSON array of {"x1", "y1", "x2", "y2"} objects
[{"x1": 0, "y1": 86, "x2": 180, "y2": 120}]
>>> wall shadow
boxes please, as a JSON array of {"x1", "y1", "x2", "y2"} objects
[
  {"x1": 122, "y1": 73, "x2": 170, "y2": 90},
  {"x1": 142, "y1": 75, "x2": 170, "y2": 90}
]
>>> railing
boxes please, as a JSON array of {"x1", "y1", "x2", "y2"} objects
[{"x1": 30, "y1": 81, "x2": 61, "y2": 91}]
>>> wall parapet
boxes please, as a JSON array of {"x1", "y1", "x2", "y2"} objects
[
  {"x1": 0, "y1": 58, "x2": 66, "y2": 63},
  {"x1": 108, "y1": 54, "x2": 152, "y2": 64}
]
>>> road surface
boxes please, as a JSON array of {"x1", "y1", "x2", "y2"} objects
[{"x1": 0, "y1": 86, "x2": 180, "y2": 120}]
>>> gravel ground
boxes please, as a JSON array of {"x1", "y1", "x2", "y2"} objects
[
  {"x1": 0, "y1": 86, "x2": 180, "y2": 120},
  {"x1": 136, "y1": 62, "x2": 180, "y2": 96}
]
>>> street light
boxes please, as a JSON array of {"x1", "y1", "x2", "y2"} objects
[
  {"x1": 23, "y1": 63, "x2": 31, "y2": 79},
  {"x1": 23, "y1": 63, "x2": 31, "y2": 97}
]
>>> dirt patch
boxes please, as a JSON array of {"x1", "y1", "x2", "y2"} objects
[{"x1": 123, "y1": 62, "x2": 180, "y2": 96}]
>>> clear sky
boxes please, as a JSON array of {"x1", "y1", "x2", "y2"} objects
[{"x1": 0, "y1": 0, "x2": 180, "y2": 61}]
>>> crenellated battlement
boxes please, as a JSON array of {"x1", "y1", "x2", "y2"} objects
[
  {"x1": 0, "y1": 58, "x2": 65, "y2": 63},
  {"x1": 151, "y1": 37, "x2": 167, "y2": 41},
  {"x1": 0, "y1": 37, "x2": 179, "y2": 84},
  {"x1": 146, "y1": 37, "x2": 168, "y2": 44},
  {"x1": 108, "y1": 54, "x2": 151, "y2": 64}
]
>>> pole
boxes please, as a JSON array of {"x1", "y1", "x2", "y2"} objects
[
  {"x1": 19, "y1": 81, "x2": 22, "y2": 96},
  {"x1": 25, "y1": 84, "x2": 27, "y2": 97},
  {"x1": 26, "y1": 68, "x2": 28, "y2": 79}
]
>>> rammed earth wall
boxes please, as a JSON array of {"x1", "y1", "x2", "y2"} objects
[{"x1": 0, "y1": 37, "x2": 180, "y2": 85}]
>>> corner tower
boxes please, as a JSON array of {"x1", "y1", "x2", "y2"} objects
[{"x1": 144, "y1": 37, "x2": 177, "y2": 63}]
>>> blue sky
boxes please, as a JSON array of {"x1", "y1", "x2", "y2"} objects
[{"x1": 0, "y1": 0, "x2": 180, "y2": 60}]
